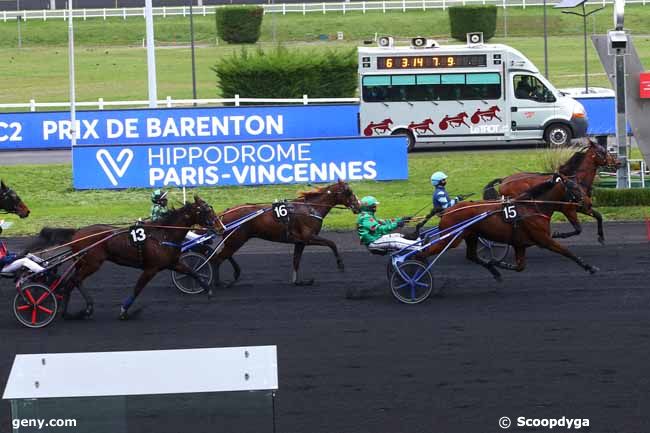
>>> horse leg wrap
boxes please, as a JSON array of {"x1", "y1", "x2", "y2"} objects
[{"x1": 121, "y1": 295, "x2": 135, "y2": 311}]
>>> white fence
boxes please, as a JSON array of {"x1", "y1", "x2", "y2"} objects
[
  {"x1": 0, "y1": 96, "x2": 361, "y2": 112},
  {"x1": 1, "y1": 0, "x2": 646, "y2": 21}
]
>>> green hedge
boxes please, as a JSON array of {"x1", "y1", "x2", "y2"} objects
[
  {"x1": 212, "y1": 46, "x2": 358, "y2": 99},
  {"x1": 215, "y1": 6, "x2": 264, "y2": 44},
  {"x1": 448, "y1": 5, "x2": 497, "y2": 42},
  {"x1": 593, "y1": 187, "x2": 650, "y2": 206}
]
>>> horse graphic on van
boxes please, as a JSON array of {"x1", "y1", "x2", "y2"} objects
[
  {"x1": 408, "y1": 118, "x2": 435, "y2": 134},
  {"x1": 471, "y1": 106, "x2": 502, "y2": 124},
  {"x1": 363, "y1": 118, "x2": 393, "y2": 136},
  {"x1": 438, "y1": 112, "x2": 469, "y2": 130}
]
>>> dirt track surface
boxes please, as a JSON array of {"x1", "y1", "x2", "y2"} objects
[{"x1": 1, "y1": 222, "x2": 649, "y2": 433}]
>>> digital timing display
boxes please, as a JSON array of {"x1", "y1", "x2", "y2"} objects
[{"x1": 377, "y1": 54, "x2": 487, "y2": 69}]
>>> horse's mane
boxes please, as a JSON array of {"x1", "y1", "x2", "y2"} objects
[
  {"x1": 296, "y1": 183, "x2": 336, "y2": 201},
  {"x1": 518, "y1": 176, "x2": 560, "y2": 200},
  {"x1": 156, "y1": 202, "x2": 195, "y2": 225},
  {"x1": 558, "y1": 148, "x2": 588, "y2": 175}
]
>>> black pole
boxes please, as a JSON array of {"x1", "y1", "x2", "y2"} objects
[
  {"x1": 582, "y1": 2, "x2": 588, "y2": 94},
  {"x1": 189, "y1": 0, "x2": 197, "y2": 104},
  {"x1": 543, "y1": 0, "x2": 548, "y2": 78}
]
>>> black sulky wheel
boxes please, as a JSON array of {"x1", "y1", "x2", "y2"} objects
[
  {"x1": 390, "y1": 260, "x2": 434, "y2": 304},
  {"x1": 477, "y1": 237, "x2": 510, "y2": 263},
  {"x1": 13, "y1": 283, "x2": 58, "y2": 329},
  {"x1": 172, "y1": 251, "x2": 214, "y2": 295}
]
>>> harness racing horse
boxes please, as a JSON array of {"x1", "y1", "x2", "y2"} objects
[
  {"x1": 212, "y1": 180, "x2": 361, "y2": 286},
  {"x1": 483, "y1": 139, "x2": 619, "y2": 243},
  {"x1": 32, "y1": 196, "x2": 218, "y2": 320},
  {"x1": 0, "y1": 180, "x2": 30, "y2": 224},
  {"x1": 419, "y1": 175, "x2": 599, "y2": 281}
]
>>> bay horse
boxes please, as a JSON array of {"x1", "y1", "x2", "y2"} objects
[
  {"x1": 212, "y1": 180, "x2": 360, "y2": 286},
  {"x1": 483, "y1": 139, "x2": 619, "y2": 243},
  {"x1": 419, "y1": 175, "x2": 599, "y2": 281},
  {"x1": 32, "y1": 196, "x2": 218, "y2": 320},
  {"x1": 0, "y1": 180, "x2": 30, "y2": 223}
]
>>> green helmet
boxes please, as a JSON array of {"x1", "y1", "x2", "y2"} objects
[
  {"x1": 151, "y1": 189, "x2": 168, "y2": 204},
  {"x1": 360, "y1": 196, "x2": 379, "y2": 211}
]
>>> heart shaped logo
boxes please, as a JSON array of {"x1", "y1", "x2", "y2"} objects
[{"x1": 96, "y1": 149, "x2": 134, "y2": 187}]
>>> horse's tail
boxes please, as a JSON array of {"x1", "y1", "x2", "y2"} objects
[
  {"x1": 483, "y1": 178, "x2": 503, "y2": 200},
  {"x1": 22, "y1": 227, "x2": 77, "y2": 255}
]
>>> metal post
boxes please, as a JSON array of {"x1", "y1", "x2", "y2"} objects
[
  {"x1": 582, "y1": 2, "x2": 588, "y2": 93},
  {"x1": 68, "y1": 0, "x2": 77, "y2": 149},
  {"x1": 144, "y1": 0, "x2": 158, "y2": 107},
  {"x1": 615, "y1": 46, "x2": 628, "y2": 188},
  {"x1": 16, "y1": 0, "x2": 21, "y2": 49},
  {"x1": 189, "y1": 0, "x2": 197, "y2": 103},
  {"x1": 613, "y1": 0, "x2": 628, "y2": 189},
  {"x1": 543, "y1": 0, "x2": 548, "y2": 77}
]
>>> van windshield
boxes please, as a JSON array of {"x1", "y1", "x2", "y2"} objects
[
  {"x1": 362, "y1": 72, "x2": 501, "y2": 102},
  {"x1": 513, "y1": 75, "x2": 556, "y2": 103}
]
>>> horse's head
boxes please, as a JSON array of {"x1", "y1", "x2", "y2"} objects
[
  {"x1": 492, "y1": 106, "x2": 500, "y2": 112},
  {"x1": 552, "y1": 174, "x2": 584, "y2": 205},
  {"x1": 0, "y1": 180, "x2": 30, "y2": 218},
  {"x1": 188, "y1": 195, "x2": 218, "y2": 229},
  {"x1": 329, "y1": 180, "x2": 361, "y2": 214},
  {"x1": 384, "y1": 118, "x2": 393, "y2": 125},
  {"x1": 425, "y1": 118, "x2": 433, "y2": 123},
  {"x1": 586, "y1": 138, "x2": 621, "y2": 170}
]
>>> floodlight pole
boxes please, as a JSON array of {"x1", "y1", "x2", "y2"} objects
[
  {"x1": 68, "y1": 0, "x2": 77, "y2": 149},
  {"x1": 613, "y1": 0, "x2": 629, "y2": 188},
  {"x1": 144, "y1": 0, "x2": 158, "y2": 108},
  {"x1": 543, "y1": 0, "x2": 548, "y2": 77},
  {"x1": 561, "y1": 4, "x2": 605, "y2": 94},
  {"x1": 189, "y1": 0, "x2": 197, "y2": 104}
]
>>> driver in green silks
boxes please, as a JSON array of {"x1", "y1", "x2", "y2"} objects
[{"x1": 357, "y1": 196, "x2": 418, "y2": 253}]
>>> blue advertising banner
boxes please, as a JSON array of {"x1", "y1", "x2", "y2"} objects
[
  {"x1": 72, "y1": 136, "x2": 408, "y2": 190},
  {"x1": 0, "y1": 104, "x2": 359, "y2": 150}
]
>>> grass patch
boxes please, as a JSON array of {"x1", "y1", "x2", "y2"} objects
[
  {"x1": 1, "y1": 5, "x2": 650, "y2": 47},
  {"x1": 1, "y1": 149, "x2": 647, "y2": 236},
  {"x1": 1, "y1": 5, "x2": 650, "y2": 103},
  {"x1": 2, "y1": 35, "x2": 650, "y2": 105}
]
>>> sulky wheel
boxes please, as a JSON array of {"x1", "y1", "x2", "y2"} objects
[
  {"x1": 13, "y1": 283, "x2": 58, "y2": 329},
  {"x1": 390, "y1": 260, "x2": 433, "y2": 304},
  {"x1": 477, "y1": 237, "x2": 510, "y2": 263},
  {"x1": 172, "y1": 251, "x2": 214, "y2": 295}
]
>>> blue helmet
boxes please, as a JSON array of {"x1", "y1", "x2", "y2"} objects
[{"x1": 430, "y1": 171, "x2": 448, "y2": 186}]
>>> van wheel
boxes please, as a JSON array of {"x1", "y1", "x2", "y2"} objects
[
  {"x1": 392, "y1": 129, "x2": 416, "y2": 152},
  {"x1": 544, "y1": 124, "x2": 572, "y2": 147}
]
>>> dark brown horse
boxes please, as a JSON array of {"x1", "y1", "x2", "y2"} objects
[
  {"x1": 483, "y1": 139, "x2": 619, "y2": 243},
  {"x1": 0, "y1": 180, "x2": 30, "y2": 223},
  {"x1": 212, "y1": 180, "x2": 360, "y2": 286},
  {"x1": 419, "y1": 175, "x2": 599, "y2": 281},
  {"x1": 33, "y1": 196, "x2": 218, "y2": 320}
]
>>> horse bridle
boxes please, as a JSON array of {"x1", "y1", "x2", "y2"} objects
[
  {"x1": 0, "y1": 188, "x2": 20, "y2": 214},
  {"x1": 556, "y1": 176, "x2": 584, "y2": 205},
  {"x1": 327, "y1": 186, "x2": 358, "y2": 211}
]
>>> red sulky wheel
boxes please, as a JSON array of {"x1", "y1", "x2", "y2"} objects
[{"x1": 13, "y1": 283, "x2": 58, "y2": 329}]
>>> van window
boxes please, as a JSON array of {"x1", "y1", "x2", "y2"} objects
[
  {"x1": 513, "y1": 75, "x2": 556, "y2": 102},
  {"x1": 361, "y1": 72, "x2": 502, "y2": 102}
]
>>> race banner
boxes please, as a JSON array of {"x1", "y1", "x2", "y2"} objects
[
  {"x1": 72, "y1": 136, "x2": 408, "y2": 190},
  {"x1": 0, "y1": 104, "x2": 359, "y2": 150}
]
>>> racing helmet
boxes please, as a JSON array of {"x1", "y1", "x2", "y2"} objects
[
  {"x1": 430, "y1": 171, "x2": 448, "y2": 186},
  {"x1": 151, "y1": 189, "x2": 168, "y2": 204},
  {"x1": 360, "y1": 196, "x2": 379, "y2": 211}
]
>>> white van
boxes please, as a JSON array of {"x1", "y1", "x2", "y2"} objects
[{"x1": 358, "y1": 34, "x2": 588, "y2": 151}]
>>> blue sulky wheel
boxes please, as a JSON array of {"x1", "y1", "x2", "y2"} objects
[
  {"x1": 390, "y1": 260, "x2": 434, "y2": 304},
  {"x1": 172, "y1": 251, "x2": 213, "y2": 295},
  {"x1": 477, "y1": 237, "x2": 510, "y2": 263},
  {"x1": 13, "y1": 283, "x2": 58, "y2": 329}
]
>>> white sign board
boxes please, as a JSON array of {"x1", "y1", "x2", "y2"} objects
[{"x1": 3, "y1": 346, "x2": 277, "y2": 400}]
